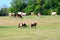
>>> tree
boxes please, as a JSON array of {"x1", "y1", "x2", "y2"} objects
[
  {"x1": 43, "y1": 0, "x2": 59, "y2": 15},
  {"x1": 34, "y1": 0, "x2": 45, "y2": 14},
  {"x1": 23, "y1": 0, "x2": 36, "y2": 14},
  {"x1": 0, "y1": 8, "x2": 8, "y2": 16},
  {"x1": 9, "y1": 0, "x2": 27, "y2": 13},
  {"x1": 9, "y1": 0, "x2": 60, "y2": 15}
]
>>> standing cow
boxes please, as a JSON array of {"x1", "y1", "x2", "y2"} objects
[
  {"x1": 51, "y1": 12, "x2": 57, "y2": 16},
  {"x1": 16, "y1": 14, "x2": 22, "y2": 18},
  {"x1": 9, "y1": 13, "x2": 14, "y2": 16},
  {"x1": 30, "y1": 21, "x2": 37, "y2": 29},
  {"x1": 31, "y1": 12, "x2": 35, "y2": 16},
  {"x1": 14, "y1": 13, "x2": 22, "y2": 18},
  {"x1": 37, "y1": 13, "x2": 42, "y2": 17}
]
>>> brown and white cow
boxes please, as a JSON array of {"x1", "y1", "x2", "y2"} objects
[
  {"x1": 30, "y1": 21, "x2": 37, "y2": 29},
  {"x1": 18, "y1": 22, "x2": 27, "y2": 28},
  {"x1": 37, "y1": 13, "x2": 42, "y2": 17},
  {"x1": 31, "y1": 12, "x2": 35, "y2": 16},
  {"x1": 9, "y1": 13, "x2": 14, "y2": 16},
  {"x1": 18, "y1": 23, "x2": 22, "y2": 28}
]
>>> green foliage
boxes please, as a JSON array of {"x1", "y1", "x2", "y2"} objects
[
  {"x1": 9, "y1": 0, "x2": 60, "y2": 15},
  {"x1": 23, "y1": 4, "x2": 35, "y2": 14},
  {"x1": 0, "y1": 8, "x2": 8, "y2": 16},
  {"x1": 9, "y1": 0, "x2": 27, "y2": 13}
]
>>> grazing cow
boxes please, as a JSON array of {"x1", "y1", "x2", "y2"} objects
[
  {"x1": 18, "y1": 23, "x2": 22, "y2": 28},
  {"x1": 31, "y1": 12, "x2": 34, "y2": 16},
  {"x1": 30, "y1": 21, "x2": 37, "y2": 29},
  {"x1": 18, "y1": 22, "x2": 27, "y2": 28},
  {"x1": 14, "y1": 14, "x2": 22, "y2": 18},
  {"x1": 9, "y1": 13, "x2": 13, "y2": 16},
  {"x1": 16, "y1": 12, "x2": 23, "y2": 18},
  {"x1": 9, "y1": 13, "x2": 11, "y2": 16},
  {"x1": 9, "y1": 13, "x2": 14, "y2": 16},
  {"x1": 16, "y1": 14, "x2": 22, "y2": 18},
  {"x1": 37, "y1": 13, "x2": 42, "y2": 17},
  {"x1": 51, "y1": 12, "x2": 57, "y2": 16},
  {"x1": 22, "y1": 22, "x2": 27, "y2": 28}
]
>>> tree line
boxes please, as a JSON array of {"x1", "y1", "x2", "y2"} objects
[{"x1": 0, "y1": 0, "x2": 60, "y2": 16}]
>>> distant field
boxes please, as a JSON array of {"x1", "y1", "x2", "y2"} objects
[{"x1": 0, "y1": 16, "x2": 60, "y2": 40}]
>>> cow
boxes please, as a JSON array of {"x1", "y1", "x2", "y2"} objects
[
  {"x1": 31, "y1": 12, "x2": 35, "y2": 16},
  {"x1": 30, "y1": 21, "x2": 37, "y2": 29},
  {"x1": 14, "y1": 13, "x2": 22, "y2": 18},
  {"x1": 22, "y1": 12, "x2": 26, "y2": 16},
  {"x1": 16, "y1": 14, "x2": 23, "y2": 18},
  {"x1": 18, "y1": 23, "x2": 22, "y2": 28},
  {"x1": 37, "y1": 13, "x2": 42, "y2": 17},
  {"x1": 22, "y1": 22, "x2": 27, "y2": 28},
  {"x1": 9, "y1": 13, "x2": 14, "y2": 16},
  {"x1": 18, "y1": 22, "x2": 27, "y2": 28},
  {"x1": 51, "y1": 12, "x2": 57, "y2": 16}
]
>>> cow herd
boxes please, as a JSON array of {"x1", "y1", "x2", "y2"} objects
[
  {"x1": 9, "y1": 11, "x2": 57, "y2": 18},
  {"x1": 18, "y1": 21, "x2": 37, "y2": 29},
  {"x1": 8, "y1": 12, "x2": 57, "y2": 29},
  {"x1": 9, "y1": 12, "x2": 42, "y2": 18}
]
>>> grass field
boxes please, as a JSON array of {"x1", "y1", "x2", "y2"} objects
[{"x1": 0, "y1": 16, "x2": 60, "y2": 40}]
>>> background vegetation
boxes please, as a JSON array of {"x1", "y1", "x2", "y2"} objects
[{"x1": 0, "y1": 0, "x2": 60, "y2": 16}]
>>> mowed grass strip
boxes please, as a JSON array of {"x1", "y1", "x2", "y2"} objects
[{"x1": 0, "y1": 16, "x2": 60, "y2": 40}]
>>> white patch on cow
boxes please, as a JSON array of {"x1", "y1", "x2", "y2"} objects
[
  {"x1": 37, "y1": 13, "x2": 41, "y2": 16},
  {"x1": 9, "y1": 13, "x2": 11, "y2": 16},
  {"x1": 51, "y1": 12, "x2": 57, "y2": 16},
  {"x1": 31, "y1": 12, "x2": 34, "y2": 16},
  {"x1": 18, "y1": 12, "x2": 22, "y2": 15},
  {"x1": 22, "y1": 12, "x2": 26, "y2": 16},
  {"x1": 18, "y1": 12, "x2": 26, "y2": 16}
]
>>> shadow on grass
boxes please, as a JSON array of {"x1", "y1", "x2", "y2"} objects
[
  {"x1": 0, "y1": 26, "x2": 9, "y2": 28},
  {"x1": 23, "y1": 26, "x2": 29, "y2": 28},
  {"x1": 0, "y1": 26, "x2": 16, "y2": 29},
  {"x1": 18, "y1": 25, "x2": 30, "y2": 29}
]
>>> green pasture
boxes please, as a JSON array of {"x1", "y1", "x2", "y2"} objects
[{"x1": 0, "y1": 16, "x2": 60, "y2": 40}]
